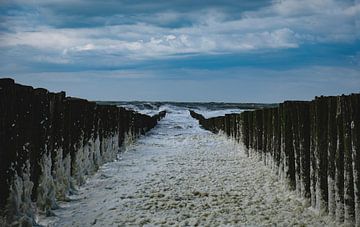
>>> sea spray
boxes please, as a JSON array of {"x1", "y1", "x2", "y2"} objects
[
  {"x1": 73, "y1": 135, "x2": 86, "y2": 186},
  {"x1": 53, "y1": 148, "x2": 69, "y2": 200},
  {"x1": 122, "y1": 129, "x2": 136, "y2": 152},
  {"x1": 5, "y1": 161, "x2": 35, "y2": 226},
  {"x1": 37, "y1": 151, "x2": 58, "y2": 213}
]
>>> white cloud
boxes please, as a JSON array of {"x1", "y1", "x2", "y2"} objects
[
  {"x1": 272, "y1": 0, "x2": 339, "y2": 16},
  {"x1": 0, "y1": 0, "x2": 359, "y2": 63},
  {"x1": 0, "y1": 30, "x2": 74, "y2": 50},
  {"x1": 0, "y1": 24, "x2": 299, "y2": 61}
]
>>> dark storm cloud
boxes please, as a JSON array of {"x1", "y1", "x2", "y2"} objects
[{"x1": 1, "y1": 0, "x2": 272, "y2": 28}]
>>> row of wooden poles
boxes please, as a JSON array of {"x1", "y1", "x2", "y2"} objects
[
  {"x1": 190, "y1": 93, "x2": 360, "y2": 226},
  {"x1": 0, "y1": 78, "x2": 166, "y2": 225}
]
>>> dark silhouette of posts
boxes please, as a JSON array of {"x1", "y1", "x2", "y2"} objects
[{"x1": 0, "y1": 79, "x2": 166, "y2": 225}]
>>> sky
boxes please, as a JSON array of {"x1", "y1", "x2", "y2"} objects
[{"x1": 0, "y1": 0, "x2": 359, "y2": 103}]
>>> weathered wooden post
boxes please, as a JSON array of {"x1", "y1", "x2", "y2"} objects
[
  {"x1": 233, "y1": 114, "x2": 238, "y2": 141},
  {"x1": 273, "y1": 108, "x2": 281, "y2": 173},
  {"x1": 255, "y1": 110, "x2": 263, "y2": 159},
  {"x1": 248, "y1": 111, "x2": 254, "y2": 155},
  {"x1": 262, "y1": 109, "x2": 268, "y2": 164},
  {"x1": 327, "y1": 96, "x2": 337, "y2": 217},
  {"x1": 298, "y1": 102, "x2": 310, "y2": 200},
  {"x1": 336, "y1": 96, "x2": 345, "y2": 222},
  {"x1": 279, "y1": 104, "x2": 285, "y2": 179},
  {"x1": 291, "y1": 102, "x2": 301, "y2": 196},
  {"x1": 241, "y1": 111, "x2": 250, "y2": 156},
  {"x1": 224, "y1": 114, "x2": 231, "y2": 137},
  {"x1": 32, "y1": 88, "x2": 51, "y2": 205},
  {"x1": 236, "y1": 114, "x2": 242, "y2": 144},
  {"x1": 342, "y1": 96, "x2": 355, "y2": 224},
  {"x1": 270, "y1": 108, "x2": 275, "y2": 169},
  {"x1": 314, "y1": 96, "x2": 329, "y2": 214},
  {"x1": 280, "y1": 102, "x2": 296, "y2": 190},
  {"x1": 350, "y1": 94, "x2": 360, "y2": 226},
  {"x1": 236, "y1": 114, "x2": 242, "y2": 143},
  {"x1": 310, "y1": 101, "x2": 317, "y2": 208},
  {"x1": 265, "y1": 108, "x2": 273, "y2": 166},
  {"x1": 252, "y1": 111, "x2": 257, "y2": 156},
  {"x1": 0, "y1": 80, "x2": 35, "y2": 222},
  {"x1": 232, "y1": 114, "x2": 237, "y2": 139}
]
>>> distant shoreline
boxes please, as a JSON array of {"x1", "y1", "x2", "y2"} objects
[{"x1": 96, "y1": 100, "x2": 279, "y2": 110}]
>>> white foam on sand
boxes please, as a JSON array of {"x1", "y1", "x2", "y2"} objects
[{"x1": 40, "y1": 107, "x2": 334, "y2": 226}]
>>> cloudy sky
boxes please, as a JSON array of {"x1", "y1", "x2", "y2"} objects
[{"x1": 0, "y1": 0, "x2": 359, "y2": 102}]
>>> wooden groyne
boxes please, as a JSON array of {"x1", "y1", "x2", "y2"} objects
[
  {"x1": 190, "y1": 93, "x2": 360, "y2": 226},
  {"x1": 0, "y1": 78, "x2": 166, "y2": 226}
]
